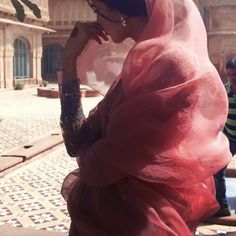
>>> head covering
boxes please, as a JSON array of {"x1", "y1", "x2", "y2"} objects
[
  {"x1": 75, "y1": 0, "x2": 231, "y2": 234},
  {"x1": 101, "y1": 0, "x2": 148, "y2": 17}
]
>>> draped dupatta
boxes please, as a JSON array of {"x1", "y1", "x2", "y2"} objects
[{"x1": 66, "y1": 0, "x2": 232, "y2": 235}]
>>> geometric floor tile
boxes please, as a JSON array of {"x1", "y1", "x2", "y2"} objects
[
  {"x1": 0, "y1": 218, "x2": 23, "y2": 227},
  {"x1": 60, "y1": 209, "x2": 69, "y2": 217},
  {"x1": 19, "y1": 175, "x2": 41, "y2": 182},
  {"x1": 51, "y1": 178, "x2": 64, "y2": 185},
  {"x1": 0, "y1": 178, "x2": 15, "y2": 186},
  {"x1": 28, "y1": 212, "x2": 57, "y2": 224},
  {"x1": 44, "y1": 172, "x2": 65, "y2": 179},
  {"x1": 28, "y1": 181, "x2": 52, "y2": 189},
  {"x1": 1, "y1": 185, "x2": 24, "y2": 193},
  {"x1": 49, "y1": 198, "x2": 65, "y2": 207},
  {"x1": 0, "y1": 147, "x2": 76, "y2": 232},
  {"x1": 38, "y1": 188, "x2": 60, "y2": 197},
  {"x1": 42, "y1": 224, "x2": 69, "y2": 232},
  {"x1": 9, "y1": 193, "x2": 34, "y2": 202},
  {"x1": 18, "y1": 202, "x2": 45, "y2": 212},
  {"x1": 0, "y1": 207, "x2": 12, "y2": 217}
]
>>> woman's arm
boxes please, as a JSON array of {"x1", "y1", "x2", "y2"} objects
[
  {"x1": 60, "y1": 79, "x2": 85, "y2": 157},
  {"x1": 60, "y1": 22, "x2": 108, "y2": 156}
]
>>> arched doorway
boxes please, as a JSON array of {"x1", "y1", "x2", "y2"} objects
[
  {"x1": 13, "y1": 38, "x2": 30, "y2": 80},
  {"x1": 42, "y1": 44, "x2": 64, "y2": 82}
]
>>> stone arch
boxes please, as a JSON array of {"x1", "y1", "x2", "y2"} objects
[{"x1": 42, "y1": 43, "x2": 64, "y2": 82}]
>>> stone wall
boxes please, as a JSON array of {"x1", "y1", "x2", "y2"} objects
[
  {"x1": 0, "y1": 0, "x2": 51, "y2": 88},
  {"x1": 43, "y1": 0, "x2": 236, "y2": 82},
  {"x1": 44, "y1": 0, "x2": 95, "y2": 48},
  {"x1": 42, "y1": 0, "x2": 96, "y2": 81},
  {"x1": 196, "y1": 0, "x2": 236, "y2": 81},
  {"x1": 0, "y1": 25, "x2": 43, "y2": 89}
]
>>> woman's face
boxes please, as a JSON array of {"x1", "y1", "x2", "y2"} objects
[{"x1": 89, "y1": 0, "x2": 128, "y2": 43}]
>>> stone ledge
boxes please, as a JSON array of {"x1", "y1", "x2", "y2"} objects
[
  {"x1": 0, "y1": 131, "x2": 63, "y2": 173},
  {"x1": 204, "y1": 214, "x2": 236, "y2": 227},
  {"x1": 37, "y1": 86, "x2": 100, "y2": 98},
  {"x1": 0, "y1": 156, "x2": 23, "y2": 172},
  {"x1": 0, "y1": 225, "x2": 67, "y2": 236},
  {"x1": 37, "y1": 87, "x2": 59, "y2": 98}
]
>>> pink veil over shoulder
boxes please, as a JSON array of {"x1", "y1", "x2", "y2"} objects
[{"x1": 71, "y1": 0, "x2": 232, "y2": 234}]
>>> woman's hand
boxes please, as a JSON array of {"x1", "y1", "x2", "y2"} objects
[
  {"x1": 63, "y1": 22, "x2": 108, "y2": 62},
  {"x1": 62, "y1": 22, "x2": 108, "y2": 81}
]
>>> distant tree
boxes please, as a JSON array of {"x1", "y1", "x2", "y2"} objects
[{"x1": 11, "y1": 0, "x2": 41, "y2": 22}]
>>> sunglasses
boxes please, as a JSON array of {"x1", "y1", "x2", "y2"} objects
[{"x1": 86, "y1": 0, "x2": 124, "y2": 23}]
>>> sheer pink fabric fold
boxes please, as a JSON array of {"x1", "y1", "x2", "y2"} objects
[
  {"x1": 64, "y1": 0, "x2": 232, "y2": 235},
  {"x1": 77, "y1": 39, "x2": 134, "y2": 95}
]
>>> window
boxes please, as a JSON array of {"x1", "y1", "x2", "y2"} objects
[{"x1": 13, "y1": 38, "x2": 30, "y2": 79}]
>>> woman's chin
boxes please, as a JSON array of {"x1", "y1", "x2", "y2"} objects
[{"x1": 110, "y1": 35, "x2": 127, "y2": 44}]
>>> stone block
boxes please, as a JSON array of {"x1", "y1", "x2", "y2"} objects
[
  {"x1": 0, "y1": 156, "x2": 23, "y2": 172},
  {"x1": 37, "y1": 87, "x2": 59, "y2": 98},
  {"x1": 0, "y1": 132, "x2": 63, "y2": 172}
]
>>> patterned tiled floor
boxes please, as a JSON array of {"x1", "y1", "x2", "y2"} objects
[
  {"x1": 0, "y1": 87, "x2": 61, "y2": 154},
  {"x1": 1, "y1": 86, "x2": 236, "y2": 235},
  {"x1": 1, "y1": 146, "x2": 236, "y2": 235},
  {"x1": 0, "y1": 147, "x2": 76, "y2": 233},
  {"x1": 0, "y1": 85, "x2": 103, "y2": 155}
]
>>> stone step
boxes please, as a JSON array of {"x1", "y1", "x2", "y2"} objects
[
  {"x1": 37, "y1": 85, "x2": 100, "y2": 98},
  {"x1": 204, "y1": 214, "x2": 236, "y2": 227},
  {"x1": 0, "y1": 131, "x2": 63, "y2": 173},
  {"x1": 0, "y1": 225, "x2": 67, "y2": 236}
]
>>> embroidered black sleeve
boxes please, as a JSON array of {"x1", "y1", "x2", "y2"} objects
[{"x1": 59, "y1": 79, "x2": 86, "y2": 157}]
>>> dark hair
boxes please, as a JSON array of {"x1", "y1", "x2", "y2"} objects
[
  {"x1": 226, "y1": 58, "x2": 236, "y2": 70},
  {"x1": 100, "y1": 0, "x2": 148, "y2": 17}
]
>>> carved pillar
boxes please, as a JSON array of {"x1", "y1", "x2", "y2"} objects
[
  {"x1": 36, "y1": 32, "x2": 43, "y2": 84},
  {"x1": 32, "y1": 33, "x2": 37, "y2": 80},
  {"x1": 4, "y1": 28, "x2": 14, "y2": 89},
  {"x1": 0, "y1": 29, "x2": 4, "y2": 88}
]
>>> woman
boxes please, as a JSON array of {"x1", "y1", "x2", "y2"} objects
[{"x1": 60, "y1": 0, "x2": 231, "y2": 235}]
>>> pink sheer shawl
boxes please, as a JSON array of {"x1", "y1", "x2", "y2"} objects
[
  {"x1": 70, "y1": 0, "x2": 232, "y2": 234},
  {"x1": 77, "y1": 39, "x2": 134, "y2": 95}
]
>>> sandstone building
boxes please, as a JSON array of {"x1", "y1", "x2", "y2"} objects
[
  {"x1": 196, "y1": 0, "x2": 236, "y2": 82},
  {"x1": 0, "y1": 0, "x2": 54, "y2": 89}
]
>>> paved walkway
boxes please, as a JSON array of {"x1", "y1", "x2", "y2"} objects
[
  {"x1": 0, "y1": 86, "x2": 236, "y2": 235},
  {"x1": 0, "y1": 146, "x2": 73, "y2": 232},
  {"x1": 0, "y1": 87, "x2": 59, "y2": 154},
  {"x1": 0, "y1": 85, "x2": 102, "y2": 235},
  {"x1": 0, "y1": 85, "x2": 102, "y2": 155}
]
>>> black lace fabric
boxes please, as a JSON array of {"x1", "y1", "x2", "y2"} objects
[
  {"x1": 59, "y1": 79, "x2": 124, "y2": 158},
  {"x1": 60, "y1": 79, "x2": 124, "y2": 204}
]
